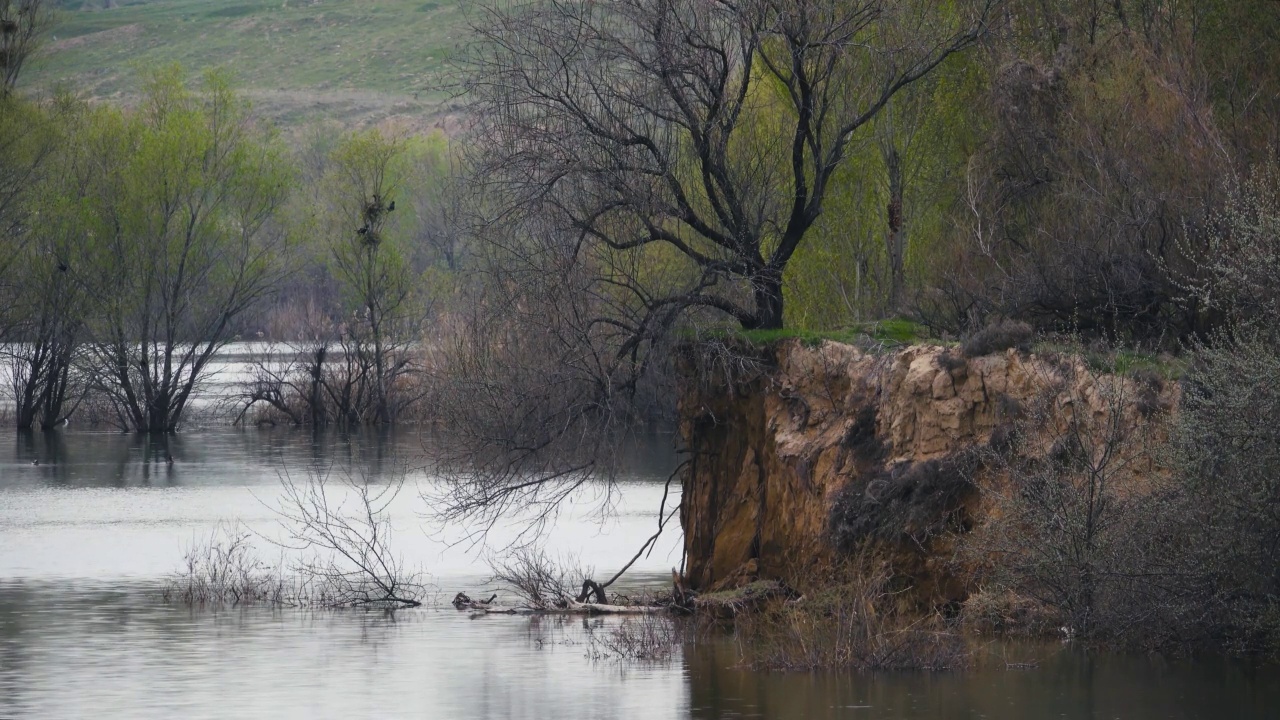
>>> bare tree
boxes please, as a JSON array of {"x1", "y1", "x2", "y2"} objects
[
  {"x1": 437, "y1": 0, "x2": 995, "y2": 537},
  {"x1": 0, "y1": 0, "x2": 53, "y2": 97},
  {"x1": 273, "y1": 467, "x2": 427, "y2": 608},
  {"x1": 465, "y1": 0, "x2": 995, "y2": 332}
]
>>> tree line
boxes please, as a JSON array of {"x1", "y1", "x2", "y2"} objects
[{"x1": 1, "y1": 4, "x2": 455, "y2": 432}]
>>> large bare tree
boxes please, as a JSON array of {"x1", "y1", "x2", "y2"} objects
[
  {"x1": 465, "y1": 0, "x2": 995, "y2": 332},
  {"x1": 434, "y1": 0, "x2": 995, "y2": 536}
]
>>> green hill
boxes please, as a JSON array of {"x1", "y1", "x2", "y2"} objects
[{"x1": 25, "y1": 0, "x2": 467, "y2": 130}]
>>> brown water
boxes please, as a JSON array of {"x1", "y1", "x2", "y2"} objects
[{"x1": 1, "y1": 428, "x2": 1278, "y2": 719}]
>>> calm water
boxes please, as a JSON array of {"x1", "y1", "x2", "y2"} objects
[{"x1": 1, "y1": 428, "x2": 1279, "y2": 719}]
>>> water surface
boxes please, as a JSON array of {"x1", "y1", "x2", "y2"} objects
[{"x1": 1, "y1": 428, "x2": 1278, "y2": 719}]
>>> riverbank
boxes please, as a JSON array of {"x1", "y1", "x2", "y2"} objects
[{"x1": 676, "y1": 335, "x2": 1273, "y2": 656}]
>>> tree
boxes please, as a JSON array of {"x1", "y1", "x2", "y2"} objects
[
  {"x1": 0, "y1": 0, "x2": 60, "y2": 332},
  {"x1": 465, "y1": 0, "x2": 997, "y2": 333},
  {"x1": 83, "y1": 68, "x2": 293, "y2": 433},
  {"x1": 0, "y1": 94, "x2": 88, "y2": 430},
  {"x1": 0, "y1": 0, "x2": 52, "y2": 97},
  {"x1": 434, "y1": 0, "x2": 994, "y2": 536},
  {"x1": 322, "y1": 129, "x2": 424, "y2": 425}
]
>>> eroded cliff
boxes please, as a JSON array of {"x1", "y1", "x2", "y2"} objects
[{"x1": 678, "y1": 340, "x2": 1173, "y2": 606}]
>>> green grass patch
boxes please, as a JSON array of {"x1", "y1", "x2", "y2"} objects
[
  {"x1": 1034, "y1": 341, "x2": 1187, "y2": 380},
  {"x1": 26, "y1": 0, "x2": 466, "y2": 129}
]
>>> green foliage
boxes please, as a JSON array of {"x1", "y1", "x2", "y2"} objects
[{"x1": 71, "y1": 67, "x2": 292, "y2": 431}]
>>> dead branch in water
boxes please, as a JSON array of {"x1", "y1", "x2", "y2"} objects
[{"x1": 271, "y1": 466, "x2": 429, "y2": 608}]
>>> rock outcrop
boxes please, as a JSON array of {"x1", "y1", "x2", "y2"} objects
[{"x1": 678, "y1": 340, "x2": 1173, "y2": 606}]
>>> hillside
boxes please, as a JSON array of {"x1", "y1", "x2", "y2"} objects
[{"x1": 25, "y1": 0, "x2": 467, "y2": 131}]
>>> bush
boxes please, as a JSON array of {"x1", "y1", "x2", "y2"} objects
[
  {"x1": 161, "y1": 523, "x2": 290, "y2": 606},
  {"x1": 587, "y1": 614, "x2": 683, "y2": 662},
  {"x1": 934, "y1": 350, "x2": 966, "y2": 372},
  {"x1": 961, "y1": 319, "x2": 1033, "y2": 358},
  {"x1": 733, "y1": 564, "x2": 970, "y2": 671},
  {"x1": 829, "y1": 451, "x2": 978, "y2": 551}
]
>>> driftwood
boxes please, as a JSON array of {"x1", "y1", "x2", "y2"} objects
[{"x1": 465, "y1": 600, "x2": 670, "y2": 616}]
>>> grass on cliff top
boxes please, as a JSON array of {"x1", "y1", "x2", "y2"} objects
[
  {"x1": 1033, "y1": 340, "x2": 1188, "y2": 381},
  {"x1": 725, "y1": 318, "x2": 935, "y2": 348},
  {"x1": 27, "y1": 0, "x2": 465, "y2": 129}
]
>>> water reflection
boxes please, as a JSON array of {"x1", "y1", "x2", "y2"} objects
[
  {"x1": 3, "y1": 428, "x2": 1280, "y2": 719},
  {"x1": 0, "y1": 580, "x2": 690, "y2": 720},
  {"x1": 685, "y1": 637, "x2": 1280, "y2": 719},
  {"x1": 2, "y1": 426, "x2": 678, "y2": 490}
]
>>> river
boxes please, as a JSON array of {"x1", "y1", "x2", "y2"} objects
[{"x1": 2, "y1": 428, "x2": 1279, "y2": 719}]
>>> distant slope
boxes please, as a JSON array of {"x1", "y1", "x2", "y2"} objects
[{"x1": 26, "y1": 0, "x2": 467, "y2": 131}]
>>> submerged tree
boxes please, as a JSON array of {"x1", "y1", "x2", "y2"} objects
[
  {"x1": 323, "y1": 130, "x2": 424, "y2": 425},
  {"x1": 82, "y1": 68, "x2": 293, "y2": 433}
]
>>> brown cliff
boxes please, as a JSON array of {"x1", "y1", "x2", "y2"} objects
[{"x1": 678, "y1": 339, "x2": 1173, "y2": 606}]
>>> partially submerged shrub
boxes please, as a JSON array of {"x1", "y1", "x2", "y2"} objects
[
  {"x1": 734, "y1": 566, "x2": 970, "y2": 671},
  {"x1": 163, "y1": 468, "x2": 428, "y2": 609},
  {"x1": 958, "y1": 586, "x2": 1057, "y2": 637},
  {"x1": 488, "y1": 547, "x2": 586, "y2": 610},
  {"x1": 162, "y1": 523, "x2": 290, "y2": 606},
  {"x1": 961, "y1": 319, "x2": 1033, "y2": 358},
  {"x1": 962, "y1": 365, "x2": 1167, "y2": 640},
  {"x1": 588, "y1": 614, "x2": 683, "y2": 662}
]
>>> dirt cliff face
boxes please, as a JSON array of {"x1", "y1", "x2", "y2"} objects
[{"x1": 678, "y1": 340, "x2": 1172, "y2": 604}]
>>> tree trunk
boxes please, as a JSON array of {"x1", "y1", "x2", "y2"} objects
[
  {"x1": 309, "y1": 345, "x2": 328, "y2": 427},
  {"x1": 748, "y1": 267, "x2": 785, "y2": 330},
  {"x1": 885, "y1": 144, "x2": 906, "y2": 314}
]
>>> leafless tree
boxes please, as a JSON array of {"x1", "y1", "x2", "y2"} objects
[
  {"x1": 0, "y1": 0, "x2": 52, "y2": 97},
  {"x1": 465, "y1": 0, "x2": 995, "y2": 333},
  {"x1": 272, "y1": 466, "x2": 428, "y2": 608},
  {"x1": 437, "y1": 0, "x2": 996, "y2": 537}
]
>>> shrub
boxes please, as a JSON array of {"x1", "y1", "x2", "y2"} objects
[
  {"x1": 935, "y1": 350, "x2": 966, "y2": 372},
  {"x1": 960, "y1": 319, "x2": 1033, "y2": 358},
  {"x1": 829, "y1": 451, "x2": 978, "y2": 550},
  {"x1": 733, "y1": 565, "x2": 970, "y2": 671},
  {"x1": 161, "y1": 523, "x2": 290, "y2": 606},
  {"x1": 588, "y1": 614, "x2": 683, "y2": 662}
]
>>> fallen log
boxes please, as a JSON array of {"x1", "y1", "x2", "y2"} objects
[{"x1": 457, "y1": 599, "x2": 670, "y2": 616}]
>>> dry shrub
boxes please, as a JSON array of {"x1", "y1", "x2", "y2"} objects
[
  {"x1": 161, "y1": 523, "x2": 290, "y2": 606},
  {"x1": 588, "y1": 614, "x2": 683, "y2": 662},
  {"x1": 961, "y1": 319, "x2": 1033, "y2": 358},
  {"x1": 962, "y1": 363, "x2": 1171, "y2": 640},
  {"x1": 163, "y1": 468, "x2": 428, "y2": 609},
  {"x1": 958, "y1": 585, "x2": 1057, "y2": 637},
  {"x1": 934, "y1": 350, "x2": 966, "y2": 372},
  {"x1": 829, "y1": 451, "x2": 978, "y2": 550},
  {"x1": 734, "y1": 565, "x2": 969, "y2": 671},
  {"x1": 487, "y1": 547, "x2": 593, "y2": 610}
]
